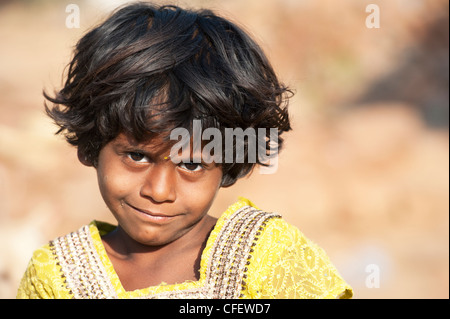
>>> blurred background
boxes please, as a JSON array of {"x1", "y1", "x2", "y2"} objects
[{"x1": 0, "y1": 0, "x2": 448, "y2": 298}]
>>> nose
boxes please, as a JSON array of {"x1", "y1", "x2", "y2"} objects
[{"x1": 140, "y1": 163, "x2": 176, "y2": 203}]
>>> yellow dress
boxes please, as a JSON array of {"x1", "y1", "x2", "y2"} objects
[{"x1": 16, "y1": 198, "x2": 352, "y2": 299}]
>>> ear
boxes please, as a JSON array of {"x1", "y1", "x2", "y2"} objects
[{"x1": 77, "y1": 149, "x2": 94, "y2": 167}]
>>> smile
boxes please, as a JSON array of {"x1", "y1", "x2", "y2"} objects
[{"x1": 125, "y1": 202, "x2": 178, "y2": 223}]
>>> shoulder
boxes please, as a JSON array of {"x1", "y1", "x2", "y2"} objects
[
  {"x1": 246, "y1": 214, "x2": 353, "y2": 299},
  {"x1": 16, "y1": 221, "x2": 107, "y2": 299},
  {"x1": 259, "y1": 217, "x2": 311, "y2": 249},
  {"x1": 16, "y1": 242, "x2": 67, "y2": 299}
]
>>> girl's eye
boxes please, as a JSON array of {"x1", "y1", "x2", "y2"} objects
[
  {"x1": 127, "y1": 152, "x2": 148, "y2": 163},
  {"x1": 179, "y1": 162, "x2": 203, "y2": 172}
]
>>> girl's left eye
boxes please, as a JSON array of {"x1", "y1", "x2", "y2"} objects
[
  {"x1": 127, "y1": 152, "x2": 148, "y2": 163},
  {"x1": 179, "y1": 162, "x2": 203, "y2": 172}
]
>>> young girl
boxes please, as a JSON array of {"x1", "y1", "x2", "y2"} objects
[{"x1": 17, "y1": 3, "x2": 352, "y2": 299}]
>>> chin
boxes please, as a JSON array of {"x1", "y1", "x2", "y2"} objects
[{"x1": 133, "y1": 231, "x2": 182, "y2": 247}]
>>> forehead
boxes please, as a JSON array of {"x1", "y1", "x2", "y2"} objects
[{"x1": 112, "y1": 132, "x2": 174, "y2": 154}]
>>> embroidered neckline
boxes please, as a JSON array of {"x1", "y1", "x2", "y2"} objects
[
  {"x1": 50, "y1": 199, "x2": 280, "y2": 298},
  {"x1": 50, "y1": 225, "x2": 117, "y2": 298}
]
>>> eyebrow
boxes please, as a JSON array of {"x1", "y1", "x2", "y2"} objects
[
  {"x1": 112, "y1": 139, "x2": 161, "y2": 158},
  {"x1": 112, "y1": 140, "x2": 143, "y2": 151}
]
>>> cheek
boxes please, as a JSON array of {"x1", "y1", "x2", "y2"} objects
[
  {"x1": 184, "y1": 169, "x2": 222, "y2": 211},
  {"x1": 97, "y1": 167, "x2": 135, "y2": 205}
]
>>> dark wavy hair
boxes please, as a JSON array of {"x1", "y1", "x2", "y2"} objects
[{"x1": 45, "y1": 2, "x2": 292, "y2": 186}]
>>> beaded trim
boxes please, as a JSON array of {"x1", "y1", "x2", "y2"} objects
[
  {"x1": 50, "y1": 206, "x2": 280, "y2": 299},
  {"x1": 50, "y1": 225, "x2": 117, "y2": 299},
  {"x1": 204, "y1": 206, "x2": 280, "y2": 298}
]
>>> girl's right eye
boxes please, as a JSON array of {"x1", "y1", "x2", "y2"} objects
[
  {"x1": 127, "y1": 152, "x2": 149, "y2": 163},
  {"x1": 179, "y1": 162, "x2": 204, "y2": 172}
]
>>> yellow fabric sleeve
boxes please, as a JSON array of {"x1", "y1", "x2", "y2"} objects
[
  {"x1": 16, "y1": 244, "x2": 71, "y2": 299},
  {"x1": 243, "y1": 218, "x2": 353, "y2": 299}
]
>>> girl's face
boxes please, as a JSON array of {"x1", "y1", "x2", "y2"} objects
[{"x1": 95, "y1": 133, "x2": 223, "y2": 247}]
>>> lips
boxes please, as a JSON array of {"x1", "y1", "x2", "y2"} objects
[{"x1": 125, "y1": 202, "x2": 177, "y2": 222}]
